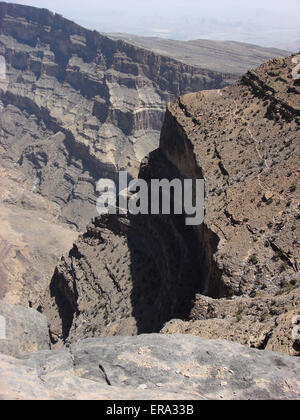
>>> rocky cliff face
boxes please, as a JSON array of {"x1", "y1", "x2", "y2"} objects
[
  {"x1": 0, "y1": 301, "x2": 50, "y2": 356},
  {"x1": 43, "y1": 56, "x2": 300, "y2": 356},
  {"x1": 0, "y1": 2, "x2": 232, "y2": 307},
  {"x1": 159, "y1": 56, "x2": 300, "y2": 356},
  {"x1": 0, "y1": 2, "x2": 230, "y2": 226},
  {"x1": 159, "y1": 57, "x2": 299, "y2": 298}
]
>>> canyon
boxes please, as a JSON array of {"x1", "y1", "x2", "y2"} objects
[
  {"x1": 0, "y1": 2, "x2": 299, "y2": 400},
  {"x1": 0, "y1": 1, "x2": 233, "y2": 308},
  {"x1": 42, "y1": 56, "x2": 300, "y2": 358}
]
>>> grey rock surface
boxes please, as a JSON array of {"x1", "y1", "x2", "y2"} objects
[
  {"x1": 0, "y1": 334, "x2": 299, "y2": 400},
  {"x1": 0, "y1": 301, "x2": 50, "y2": 356}
]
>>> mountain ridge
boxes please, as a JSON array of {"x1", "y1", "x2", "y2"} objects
[{"x1": 107, "y1": 33, "x2": 290, "y2": 75}]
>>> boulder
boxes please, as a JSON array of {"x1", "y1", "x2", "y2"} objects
[{"x1": 0, "y1": 301, "x2": 50, "y2": 356}]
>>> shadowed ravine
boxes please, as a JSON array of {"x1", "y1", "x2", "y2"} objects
[{"x1": 45, "y1": 148, "x2": 222, "y2": 344}]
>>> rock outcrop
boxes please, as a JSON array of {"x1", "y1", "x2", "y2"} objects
[
  {"x1": 42, "y1": 56, "x2": 300, "y2": 356},
  {"x1": 0, "y1": 301, "x2": 50, "y2": 356},
  {"x1": 161, "y1": 293, "x2": 300, "y2": 355},
  {"x1": 1, "y1": 334, "x2": 299, "y2": 400},
  {"x1": 158, "y1": 56, "x2": 300, "y2": 355}
]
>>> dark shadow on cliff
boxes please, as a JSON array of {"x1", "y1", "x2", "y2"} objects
[
  {"x1": 49, "y1": 266, "x2": 79, "y2": 343},
  {"x1": 127, "y1": 214, "x2": 206, "y2": 334},
  {"x1": 127, "y1": 149, "x2": 221, "y2": 334},
  {"x1": 45, "y1": 149, "x2": 221, "y2": 340}
]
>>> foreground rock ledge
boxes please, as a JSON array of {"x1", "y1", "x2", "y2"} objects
[
  {"x1": 0, "y1": 301, "x2": 50, "y2": 356},
  {"x1": 0, "y1": 334, "x2": 299, "y2": 400}
]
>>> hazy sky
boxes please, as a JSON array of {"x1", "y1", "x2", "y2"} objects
[
  {"x1": 3, "y1": 1, "x2": 300, "y2": 49},
  {"x1": 5, "y1": 0, "x2": 300, "y2": 11}
]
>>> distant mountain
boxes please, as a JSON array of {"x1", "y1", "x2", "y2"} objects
[
  {"x1": 107, "y1": 33, "x2": 289, "y2": 75},
  {"x1": 74, "y1": 6, "x2": 299, "y2": 51},
  {"x1": 277, "y1": 39, "x2": 300, "y2": 53}
]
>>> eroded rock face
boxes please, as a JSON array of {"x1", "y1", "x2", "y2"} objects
[
  {"x1": 0, "y1": 335, "x2": 299, "y2": 400},
  {"x1": 0, "y1": 159, "x2": 78, "y2": 307},
  {"x1": 160, "y1": 56, "x2": 300, "y2": 298},
  {"x1": 161, "y1": 292, "x2": 300, "y2": 356},
  {"x1": 158, "y1": 56, "x2": 300, "y2": 355},
  {"x1": 43, "y1": 56, "x2": 299, "y2": 356}
]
